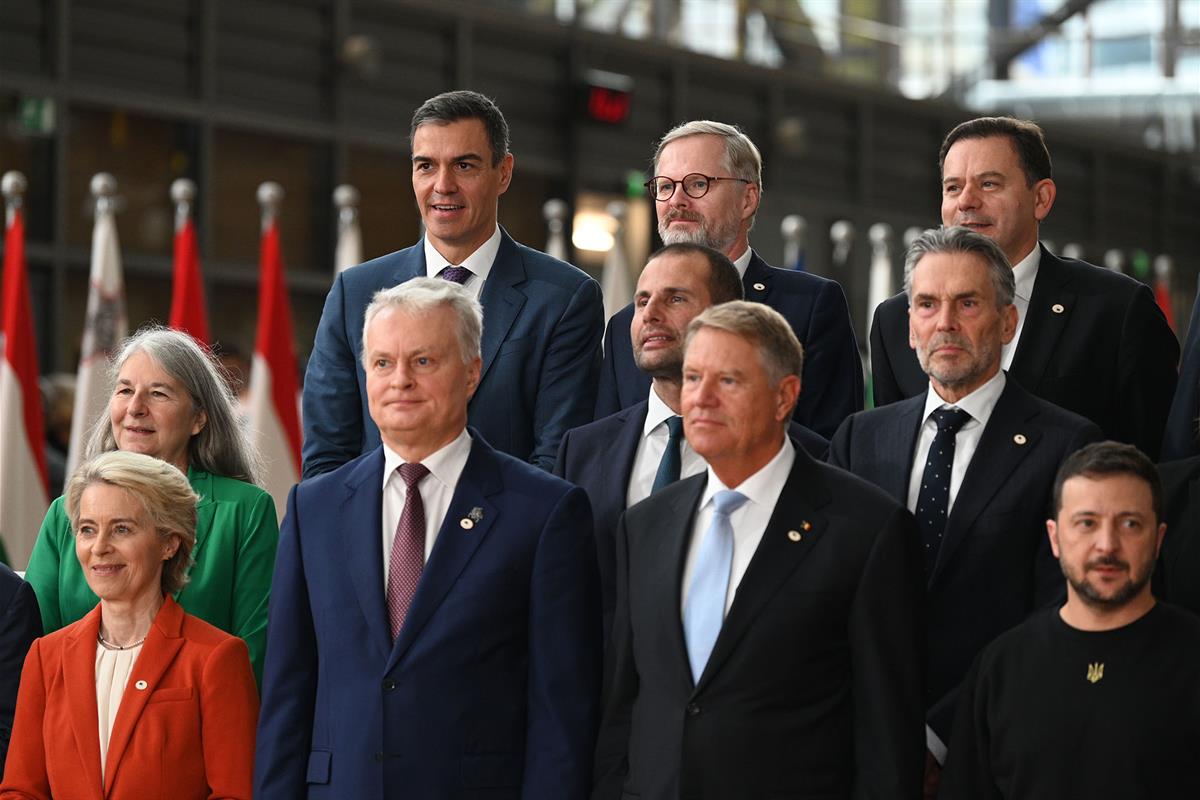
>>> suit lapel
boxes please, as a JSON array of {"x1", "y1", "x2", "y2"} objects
[
  {"x1": 185, "y1": 469, "x2": 215, "y2": 587},
  {"x1": 103, "y1": 598, "x2": 187, "y2": 796},
  {"x1": 653, "y1": 476, "x2": 707, "y2": 689},
  {"x1": 387, "y1": 435, "x2": 501, "y2": 672},
  {"x1": 742, "y1": 252, "x2": 773, "y2": 306},
  {"x1": 932, "y1": 380, "x2": 1041, "y2": 585},
  {"x1": 1011, "y1": 247, "x2": 1075, "y2": 392},
  {"x1": 882, "y1": 396, "x2": 925, "y2": 503},
  {"x1": 64, "y1": 607, "x2": 106, "y2": 800},
  {"x1": 603, "y1": 402, "x2": 648, "y2": 518},
  {"x1": 695, "y1": 448, "x2": 831, "y2": 693},
  {"x1": 388, "y1": 243, "x2": 427, "y2": 288},
  {"x1": 476, "y1": 230, "x2": 527, "y2": 385},
  {"x1": 340, "y1": 449, "x2": 393, "y2": 662}
]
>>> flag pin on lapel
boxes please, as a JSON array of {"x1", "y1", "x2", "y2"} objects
[
  {"x1": 788, "y1": 520, "x2": 813, "y2": 542},
  {"x1": 461, "y1": 506, "x2": 484, "y2": 530}
]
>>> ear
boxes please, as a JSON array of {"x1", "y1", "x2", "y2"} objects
[
  {"x1": 908, "y1": 312, "x2": 918, "y2": 351},
  {"x1": 775, "y1": 374, "x2": 801, "y2": 423},
  {"x1": 464, "y1": 356, "x2": 483, "y2": 400},
  {"x1": 741, "y1": 182, "x2": 761, "y2": 222},
  {"x1": 161, "y1": 532, "x2": 181, "y2": 562},
  {"x1": 1032, "y1": 178, "x2": 1056, "y2": 222},
  {"x1": 497, "y1": 153, "x2": 515, "y2": 195},
  {"x1": 1155, "y1": 522, "x2": 1167, "y2": 560},
  {"x1": 1000, "y1": 303, "x2": 1018, "y2": 345},
  {"x1": 191, "y1": 408, "x2": 208, "y2": 437},
  {"x1": 1047, "y1": 519, "x2": 1062, "y2": 559}
]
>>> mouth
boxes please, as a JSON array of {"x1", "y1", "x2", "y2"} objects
[
  {"x1": 1087, "y1": 559, "x2": 1129, "y2": 579},
  {"x1": 123, "y1": 426, "x2": 155, "y2": 435},
  {"x1": 431, "y1": 203, "x2": 464, "y2": 213},
  {"x1": 664, "y1": 211, "x2": 702, "y2": 226},
  {"x1": 640, "y1": 332, "x2": 676, "y2": 349},
  {"x1": 90, "y1": 564, "x2": 125, "y2": 577},
  {"x1": 955, "y1": 218, "x2": 993, "y2": 233}
]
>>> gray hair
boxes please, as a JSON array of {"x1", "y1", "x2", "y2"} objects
[
  {"x1": 85, "y1": 326, "x2": 259, "y2": 484},
  {"x1": 361, "y1": 278, "x2": 483, "y2": 367},
  {"x1": 685, "y1": 300, "x2": 804, "y2": 386},
  {"x1": 654, "y1": 121, "x2": 763, "y2": 230},
  {"x1": 66, "y1": 450, "x2": 200, "y2": 596},
  {"x1": 903, "y1": 226, "x2": 1016, "y2": 308},
  {"x1": 410, "y1": 90, "x2": 510, "y2": 166}
]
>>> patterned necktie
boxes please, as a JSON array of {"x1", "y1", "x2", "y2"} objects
[
  {"x1": 387, "y1": 462, "x2": 430, "y2": 639},
  {"x1": 914, "y1": 408, "x2": 971, "y2": 576},
  {"x1": 440, "y1": 265, "x2": 472, "y2": 284},
  {"x1": 683, "y1": 489, "x2": 749, "y2": 683},
  {"x1": 651, "y1": 416, "x2": 685, "y2": 493}
]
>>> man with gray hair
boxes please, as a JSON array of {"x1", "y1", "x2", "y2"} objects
[
  {"x1": 830, "y1": 226, "x2": 1101, "y2": 797},
  {"x1": 257, "y1": 278, "x2": 601, "y2": 799},
  {"x1": 595, "y1": 119, "x2": 863, "y2": 440},
  {"x1": 595, "y1": 300, "x2": 924, "y2": 798}
]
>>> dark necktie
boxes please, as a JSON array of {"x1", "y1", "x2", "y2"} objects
[
  {"x1": 651, "y1": 416, "x2": 684, "y2": 493},
  {"x1": 914, "y1": 408, "x2": 971, "y2": 576},
  {"x1": 387, "y1": 462, "x2": 429, "y2": 639},
  {"x1": 440, "y1": 265, "x2": 472, "y2": 284}
]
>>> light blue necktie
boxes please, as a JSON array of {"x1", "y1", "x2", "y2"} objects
[{"x1": 683, "y1": 489, "x2": 748, "y2": 683}]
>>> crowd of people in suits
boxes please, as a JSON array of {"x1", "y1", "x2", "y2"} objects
[{"x1": 2, "y1": 88, "x2": 1199, "y2": 799}]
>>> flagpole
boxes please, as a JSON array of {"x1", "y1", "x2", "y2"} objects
[
  {"x1": 2, "y1": 170, "x2": 22, "y2": 226},
  {"x1": 172, "y1": 178, "x2": 196, "y2": 233},
  {"x1": 333, "y1": 183, "x2": 362, "y2": 274}
]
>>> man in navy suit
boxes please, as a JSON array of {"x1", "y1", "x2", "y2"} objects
[
  {"x1": 870, "y1": 116, "x2": 1176, "y2": 459},
  {"x1": 594, "y1": 120, "x2": 862, "y2": 439},
  {"x1": 302, "y1": 90, "x2": 603, "y2": 476},
  {"x1": 0, "y1": 563, "x2": 41, "y2": 770},
  {"x1": 831, "y1": 226, "x2": 1100, "y2": 797},
  {"x1": 256, "y1": 279, "x2": 602, "y2": 799}
]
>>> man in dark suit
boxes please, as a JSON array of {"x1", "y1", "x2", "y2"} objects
[
  {"x1": 595, "y1": 120, "x2": 862, "y2": 439},
  {"x1": 594, "y1": 301, "x2": 924, "y2": 800},
  {"x1": 302, "y1": 90, "x2": 603, "y2": 476},
  {"x1": 256, "y1": 279, "x2": 601, "y2": 799},
  {"x1": 1156, "y1": 453, "x2": 1200, "y2": 616},
  {"x1": 1163, "y1": 284, "x2": 1200, "y2": 460},
  {"x1": 555, "y1": 243, "x2": 828, "y2": 633},
  {"x1": 0, "y1": 562, "x2": 40, "y2": 771},
  {"x1": 831, "y1": 226, "x2": 1101, "y2": 796},
  {"x1": 869, "y1": 116, "x2": 1177, "y2": 460}
]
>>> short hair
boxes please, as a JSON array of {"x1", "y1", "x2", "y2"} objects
[
  {"x1": 410, "y1": 90, "x2": 510, "y2": 166},
  {"x1": 66, "y1": 450, "x2": 200, "y2": 596},
  {"x1": 362, "y1": 278, "x2": 483, "y2": 367},
  {"x1": 939, "y1": 116, "x2": 1053, "y2": 187},
  {"x1": 85, "y1": 326, "x2": 259, "y2": 484},
  {"x1": 1051, "y1": 441, "x2": 1163, "y2": 523},
  {"x1": 647, "y1": 243, "x2": 745, "y2": 305},
  {"x1": 685, "y1": 300, "x2": 804, "y2": 385},
  {"x1": 654, "y1": 120, "x2": 763, "y2": 229},
  {"x1": 903, "y1": 226, "x2": 1016, "y2": 308}
]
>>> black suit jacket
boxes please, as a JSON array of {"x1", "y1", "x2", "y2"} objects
[
  {"x1": 869, "y1": 245, "x2": 1178, "y2": 460},
  {"x1": 0, "y1": 563, "x2": 41, "y2": 771},
  {"x1": 593, "y1": 444, "x2": 925, "y2": 800},
  {"x1": 828, "y1": 376, "x2": 1101, "y2": 739},
  {"x1": 1157, "y1": 456, "x2": 1200, "y2": 616},
  {"x1": 594, "y1": 252, "x2": 864, "y2": 439},
  {"x1": 555, "y1": 402, "x2": 830, "y2": 637},
  {"x1": 1163, "y1": 285, "x2": 1200, "y2": 460}
]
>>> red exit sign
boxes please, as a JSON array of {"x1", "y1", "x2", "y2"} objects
[{"x1": 582, "y1": 70, "x2": 633, "y2": 125}]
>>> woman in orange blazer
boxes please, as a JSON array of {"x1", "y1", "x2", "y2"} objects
[{"x1": 1, "y1": 451, "x2": 257, "y2": 800}]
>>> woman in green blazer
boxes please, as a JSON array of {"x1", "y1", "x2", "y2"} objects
[{"x1": 25, "y1": 327, "x2": 278, "y2": 687}]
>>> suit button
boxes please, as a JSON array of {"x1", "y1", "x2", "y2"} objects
[
  {"x1": 374, "y1": 752, "x2": 385, "y2": 762},
  {"x1": 382, "y1": 679, "x2": 396, "y2": 691},
  {"x1": 686, "y1": 703, "x2": 701, "y2": 716}
]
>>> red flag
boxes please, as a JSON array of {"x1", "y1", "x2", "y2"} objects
[
  {"x1": 168, "y1": 217, "x2": 210, "y2": 344},
  {"x1": 247, "y1": 219, "x2": 301, "y2": 517},
  {"x1": 1155, "y1": 279, "x2": 1175, "y2": 331},
  {"x1": 0, "y1": 208, "x2": 50, "y2": 566}
]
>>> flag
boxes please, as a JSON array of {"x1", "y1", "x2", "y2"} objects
[
  {"x1": 0, "y1": 206, "x2": 49, "y2": 567},
  {"x1": 1154, "y1": 255, "x2": 1176, "y2": 331},
  {"x1": 781, "y1": 215, "x2": 807, "y2": 271},
  {"x1": 334, "y1": 186, "x2": 362, "y2": 273},
  {"x1": 247, "y1": 218, "x2": 302, "y2": 519},
  {"x1": 544, "y1": 199, "x2": 568, "y2": 262},
  {"x1": 168, "y1": 216, "x2": 210, "y2": 345},
  {"x1": 601, "y1": 231, "x2": 634, "y2": 324},
  {"x1": 866, "y1": 224, "x2": 894, "y2": 330},
  {"x1": 66, "y1": 190, "x2": 127, "y2": 480}
]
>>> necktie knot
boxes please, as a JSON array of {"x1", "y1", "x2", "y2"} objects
[
  {"x1": 651, "y1": 416, "x2": 686, "y2": 494},
  {"x1": 440, "y1": 265, "x2": 472, "y2": 285},
  {"x1": 712, "y1": 489, "x2": 748, "y2": 517},
  {"x1": 931, "y1": 407, "x2": 971, "y2": 435},
  {"x1": 399, "y1": 462, "x2": 429, "y2": 490},
  {"x1": 665, "y1": 415, "x2": 684, "y2": 440}
]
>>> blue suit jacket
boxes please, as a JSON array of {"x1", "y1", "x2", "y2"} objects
[
  {"x1": 0, "y1": 563, "x2": 41, "y2": 771},
  {"x1": 593, "y1": 251, "x2": 863, "y2": 439},
  {"x1": 255, "y1": 433, "x2": 603, "y2": 800},
  {"x1": 302, "y1": 228, "x2": 604, "y2": 476}
]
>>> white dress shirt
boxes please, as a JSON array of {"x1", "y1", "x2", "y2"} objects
[
  {"x1": 626, "y1": 385, "x2": 707, "y2": 508},
  {"x1": 422, "y1": 225, "x2": 501, "y2": 300},
  {"x1": 681, "y1": 437, "x2": 795, "y2": 616},
  {"x1": 730, "y1": 246, "x2": 753, "y2": 278},
  {"x1": 381, "y1": 428, "x2": 472, "y2": 588},
  {"x1": 1000, "y1": 245, "x2": 1040, "y2": 371}
]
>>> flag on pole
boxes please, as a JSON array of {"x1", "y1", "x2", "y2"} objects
[
  {"x1": 66, "y1": 174, "x2": 128, "y2": 480},
  {"x1": 0, "y1": 196, "x2": 49, "y2": 567},
  {"x1": 601, "y1": 202, "x2": 634, "y2": 323},
  {"x1": 1154, "y1": 255, "x2": 1176, "y2": 331},
  {"x1": 334, "y1": 184, "x2": 362, "y2": 274},
  {"x1": 247, "y1": 187, "x2": 302, "y2": 519},
  {"x1": 543, "y1": 199, "x2": 568, "y2": 262},
  {"x1": 168, "y1": 215, "x2": 210, "y2": 345}
]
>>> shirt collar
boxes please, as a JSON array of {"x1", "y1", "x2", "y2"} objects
[
  {"x1": 643, "y1": 383, "x2": 681, "y2": 438},
  {"x1": 1011, "y1": 244, "x2": 1041, "y2": 302},
  {"x1": 922, "y1": 370, "x2": 1007, "y2": 428},
  {"x1": 700, "y1": 436, "x2": 795, "y2": 510},
  {"x1": 423, "y1": 226, "x2": 502, "y2": 282},
  {"x1": 731, "y1": 247, "x2": 753, "y2": 279},
  {"x1": 382, "y1": 427, "x2": 473, "y2": 494}
]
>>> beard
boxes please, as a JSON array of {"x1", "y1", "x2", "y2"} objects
[
  {"x1": 915, "y1": 333, "x2": 999, "y2": 391},
  {"x1": 658, "y1": 208, "x2": 739, "y2": 254},
  {"x1": 1062, "y1": 555, "x2": 1152, "y2": 609}
]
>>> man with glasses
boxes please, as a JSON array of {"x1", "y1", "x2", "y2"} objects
[{"x1": 593, "y1": 120, "x2": 863, "y2": 440}]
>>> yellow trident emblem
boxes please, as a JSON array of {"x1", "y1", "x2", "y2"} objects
[{"x1": 1086, "y1": 662, "x2": 1105, "y2": 684}]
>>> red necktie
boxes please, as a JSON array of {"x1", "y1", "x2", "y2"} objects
[{"x1": 387, "y1": 462, "x2": 430, "y2": 639}]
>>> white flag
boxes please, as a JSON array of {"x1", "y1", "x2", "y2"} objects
[
  {"x1": 601, "y1": 236, "x2": 634, "y2": 324},
  {"x1": 335, "y1": 213, "x2": 362, "y2": 274}
]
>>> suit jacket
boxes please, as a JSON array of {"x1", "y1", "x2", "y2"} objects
[
  {"x1": 593, "y1": 444, "x2": 925, "y2": 800},
  {"x1": 1, "y1": 596, "x2": 258, "y2": 800},
  {"x1": 869, "y1": 245, "x2": 1178, "y2": 460},
  {"x1": 828, "y1": 376, "x2": 1101, "y2": 739},
  {"x1": 0, "y1": 564, "x2": 40, "y2": 771},
  {"x1": 302, "y1": 228, "x2": 604, "y2": 476},
  {"x1": 555, "y1": 401, "x2": 830, "y2": 637},
  {"x1": 1156, "y1": 456, "x2": 1200, "y2": 616},
  {"x1": 593, "y1": 251, "x2": 863, "y2": 439},
  {"x1": 255, "y1": 432, "x2": 602, "y2": 800},
  {"x1": 25, "y1": 469, "x2": 278, "y2": 687},
  {"x1": 1163, "y1": 284, "x2": 1200, "y2": 460}
]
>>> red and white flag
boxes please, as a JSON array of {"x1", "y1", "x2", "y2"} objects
[
  {"x1": 0, "y1": 203, "x2": 49, "y2": 567},
  {"x1": 1154, "y1": 255, "x2": 1176, "y2": 331},
  {"x1": 169, "y1": 215, "x2": 210, "y2": 345},
  {"x1": 247, "y1": 213, "x2": 302, "y2": 518},
  {"x1": 66, "y1": 181, "x2": 127, "y2": 480}
]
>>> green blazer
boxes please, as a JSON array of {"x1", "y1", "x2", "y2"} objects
[{"x1": 25, "y1": 469, "x2": 278, "y2": 687}]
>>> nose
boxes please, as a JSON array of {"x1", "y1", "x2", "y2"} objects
[
  {"x1": 388, "y1": 362, "x2": 415, "y2": 389},
  {"x1": 91, "y1": 530, "x2": 114, "y2": 555},
  {"x1": 127, "y1": 388, "x2": 148, "y2": 416},
  {"x1": 1093, "y1": 521, "x2": 1120, "y2": 555},
  {"x1": 689, "y1": 374, "x2": 719, "y2": 408},
  {"x1": 643, "y1": 294, "x2": 666, "y2": 322},
  {"x1": 934, "y1": 303, "x2": 959, "y2": 331},
  {"x1": 432, "y1": 164, "x2": 458, "y2": 196},
  {"x1": 957, "y1": 181, "x2": 980, "y2": 210}
]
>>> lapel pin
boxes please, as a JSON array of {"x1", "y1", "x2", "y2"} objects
[
  {"x1": 801, "y1": 520, "x2": 813, "y2": 531},
  {"x1": 134, "y1": 680, "x2": 147, "y2": 691},
  {"x1": 787, "y1": 530, "x2": 802, "y2": 542},
  {"x1": 468, "y1": 507, "x2": 484, "y2": 522},
  {"x1": 1051, "y1": 303, "x2": 1065, "y2": 314},
  {"x1": 752, "y1": 282, "x2": 766, "y2": 292},
  {"x1": 1013, "y1": 434, "x2": 1027, "y2": 445},
  {"x1": 460, "y1": 518, "x2": 474, "y2": 530}
]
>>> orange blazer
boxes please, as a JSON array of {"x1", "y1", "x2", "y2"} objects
[{"x1": 0, "y1": 596, "x2": 258, "y2": 800}]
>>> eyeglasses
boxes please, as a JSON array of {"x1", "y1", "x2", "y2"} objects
[{"x1": 644, "y1": 173, "x2": 752, "y2": 202}]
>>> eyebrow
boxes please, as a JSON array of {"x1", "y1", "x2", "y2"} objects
[
  {"x1": 412, "y1": 152, "x2": 485, "y2": 164},
  {"x1": 77, "y1": 516, "x2": 139, "y2": 525},
  {"x1": 116, "y1": 378, "x2": 174, "y2": 389},
  {"x1": 912, "y1": 290, "x2": 982, "y2": 302},
  {"x1": 943, "y1": 170, "x2": 1005, "y2": 186}
]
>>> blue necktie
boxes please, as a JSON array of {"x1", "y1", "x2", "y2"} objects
[
  {"x1": 651, "y1": 416, "x2": 684, "y2": 493},
  {"x1": 914, "y1": 408, "x2": 971, "y2": 576},
  {"x1": 684, "y1": 489, "x2": 748, "y2": 683}
]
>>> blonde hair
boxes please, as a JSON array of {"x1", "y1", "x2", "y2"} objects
[{"x1": 685, "y1": 301, "x2": 804, "y2": 385}]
